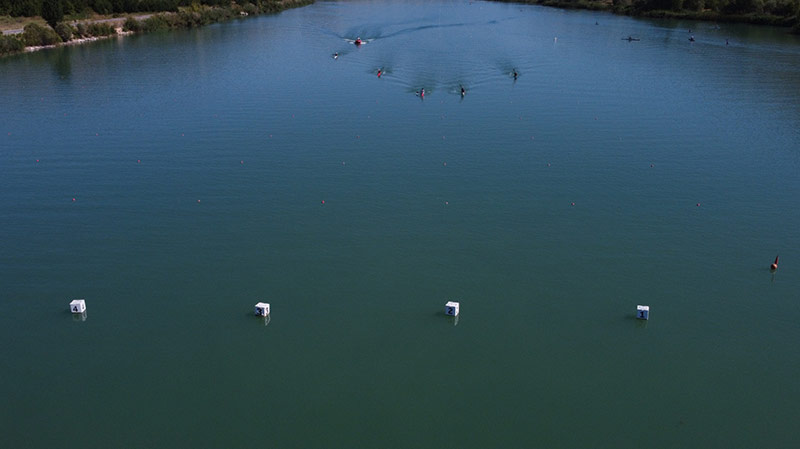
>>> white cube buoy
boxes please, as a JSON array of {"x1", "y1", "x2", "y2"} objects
[
  {"x1": 69, "y1": 299, "x2": 86, "y2": 314},
  {"x1": 445, "y1": 301, "x2": 460, "y2": 317},
  {"x1": 636, "y1": 305, "x2": 649, "y2": 320},
  {"x1": 254, "y1": 302, "x2": 270, "y2": 317}
]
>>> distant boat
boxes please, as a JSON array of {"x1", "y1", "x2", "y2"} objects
[{"x1": 623, "y1": 36, "x2": 640, "y2": 41}]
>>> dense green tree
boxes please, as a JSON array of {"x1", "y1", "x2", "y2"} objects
[
  {"x1": 21, "y1": 22, "x2": 62, "y2": 46},
  {"x1": 54, "y1": 21, "x2": 73, "y2": 40},
  {"x1": 89, "y1": 0, "x2": 112, "y2": 14},
  {"x1": 0, "y1": 34, "x2": 25, "y2": 55},
  {"x1": 41, "y1": 0, "x2": 65, "y2": 28},
  {"x1": 683, "y1": 0, "x2": 704, "y2": 11},
  {"x1": 11, "y1": 0, "x2": 41, "y2": 16},
  {"x1": 0, "y1": 0, "x2": 12, "y2": 15},
  {"x1": 725, "y1": 0, "x2": 764, "y2": 13}
]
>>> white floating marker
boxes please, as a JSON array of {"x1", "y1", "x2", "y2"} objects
[
  {"x1": 254, "y1": 302, "x2": 270, "y2": 317},
  {"x1": 636, "y1": 305, "x2": 649, "y2": 320},
  {"x1": 69, "y1": 299, "x2": 86, "y2": 314},
  {"x1": 445, "y1": 301, "x2": 460, "y2": 317}
]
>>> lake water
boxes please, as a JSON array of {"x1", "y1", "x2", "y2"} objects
[{"x1": 2, "y1": 1, "x2": 800, "y2": 447}]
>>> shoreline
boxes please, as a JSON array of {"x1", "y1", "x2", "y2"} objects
[
  {"x1": 23, "y1": 29, "x2": 134, "y2": 53},
  {"x1": 1, "y1": 0, "x2": 314, "y2": 57},
  {"x1": 490, "y1": 0, "x2": 800, "y2": 32}
]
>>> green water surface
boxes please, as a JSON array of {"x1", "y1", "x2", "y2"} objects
[{"x1": 1, "y1": 1, "x2": 799, "y2": 447}]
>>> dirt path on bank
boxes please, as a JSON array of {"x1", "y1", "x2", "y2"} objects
[{"x1": 2, "y1": 14, "x2": 153, "y2": 35}]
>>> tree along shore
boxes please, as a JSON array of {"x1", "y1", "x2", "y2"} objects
[
  {"x1": 490, "y1": 0, "x2": 800, "y2": 32},
  {"x1": 1, "y1": 0, "x2": 314, "y2": 56}
]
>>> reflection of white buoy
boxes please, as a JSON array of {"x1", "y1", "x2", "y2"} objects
[
  {"x1": 254, "y1": 302, "x2": 270, "y2": 317},
  {"x1": 636, "y1": 305, "x2": 649, "y2": 320},
  {"x1": 445, "y1": 301, "x2": 460, "y2": 316},
  {"x1": 70, "y1": 299, "x2": 86, "y2": 314}
]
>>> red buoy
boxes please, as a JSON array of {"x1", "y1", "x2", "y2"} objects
[{"x1": 771, "y1": 255, "x2": 779, "y2": 271}]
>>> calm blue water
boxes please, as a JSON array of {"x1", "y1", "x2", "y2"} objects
[{"x1": 2, "y1": 1, "x2": 800, "y2": 447}]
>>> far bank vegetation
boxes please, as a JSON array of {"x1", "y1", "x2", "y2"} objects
[
  {"x1": 494, "y1": 0, "x2": 799, "y2": 30},
  {"x1": 0, "y1": 0, "x2": 314, "y2": 56}
]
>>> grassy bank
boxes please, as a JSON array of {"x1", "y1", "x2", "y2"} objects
[
  {"x1": 491, "y1": 0, "x2": 800, "y2": 32},
  {"x1": 1, "y1": 0, "x2": 314, "y2": 57}
]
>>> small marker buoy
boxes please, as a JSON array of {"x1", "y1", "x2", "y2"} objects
[
  {"x1": 770, "y1": 255, "x2": 779, "y2": 271},
  {"x1": 197, "y1": 199, "x2": 201, "y2": 203},
  {"x1": 547, "y1": 163, "x2": 551, "y2": 167},
  {"x1": 36, "y1": 159, "x2": 40, "y2": 163},
  {"x1": 443, "y1": 162, "x2": 447, "y2": 166},
  {"x1": 72, "y1": 198, "x2": 76, "y2": 202},
  {"x1": 696, "y1": 203, "x2": 701, "y2": 207},
  {"x1": 650, "y1": 164, "x2": 654, "y2": 167},
  {"x1": 445, "y1": 201, "x2": 449, "y2": 205},
  {"x1": 70, "y1": 299, "x2": 86, "y2": 314},
  {"x1": 571, "y1": 202, "x2": 575, "y2": 206},
  {"x1": 321, "y1": 200, "x2": 325, "y2": 204},
  {"x1": 137, "y1": 160, "x2": 140, "y2": 163},
  {"x1": 254, "y1": 302, "x2": 270, "y2": 316},
  {"x1": 240, "y1": 160, "x2": 244, "y2": 164}
]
